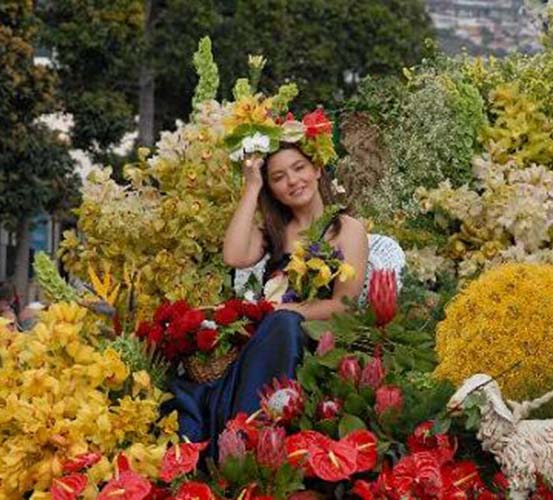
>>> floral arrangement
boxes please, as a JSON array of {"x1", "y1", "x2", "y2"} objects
[
  {"x1": 223, "y1": 93, "x2": 337, "y2": 168},
  {"x1": 136, "y1": 298, "x2": 273, "y2": 363},
  {"x1": 264, "y1": 206, "x2": 355, "y2": 303},
  {"x1": 0, "y1": 302, "x2": 180, "y2": 498},
  {"x1": 434, "y1": 263, "x2": 553, "y2": 401}
]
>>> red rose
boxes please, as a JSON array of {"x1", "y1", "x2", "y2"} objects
[
  {"x1": 214, "y1": 305, "x2": 240, "y2": 326},
  {"x1": 153, "y1": 302, "x2": 172, "y2": 325},
  {"x1": 302, "y1": 108, "x2": 332, "y2": 138},
  {"x1": 196, "y1": 329, "x2": 218, "y2": 352},
  {"x1": 148, "y1": 324, "x2": 164, "y2": 345},
  {"x1": 168, "y1": 300, "x2": 191, "y2": 319}
]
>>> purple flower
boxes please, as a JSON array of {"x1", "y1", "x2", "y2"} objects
[
  {"x1": 308, "y1": 243, "x2": 322, "y2": 255},
  {"x1": 332, "y1": 248, "x2": 344, "y2": 260},
  {"x1": 282, "y1": 289, "x2": 299, "y2": 303}
]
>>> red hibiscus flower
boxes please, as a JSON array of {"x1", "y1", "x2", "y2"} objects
[
  {"x1": 98, "y1": 471, "x2": 152, "y2": 500},
  {"x1": 196, "y1": 329, "x2": 218, "y2": 352},
  {"x1": 302, "y1": 108, "x2": 332, "y2": 138},
  {"x1": 343, "y1": 430, "x2": 378, "y2": 473},
  {"x1": 175, "y1": 481, "x2": 216, "y2": 500},
  {"x1": 308, "y1": 439, "x2": 358, "y2": 482},
  {"x1": 51, "y1": 473, "x2": 88, "y2": 500},
  {"x1": 159, "y1": 441, "x2": 209, "y2": 482},
  {"x1": 225, "y1": 412, "x2": 260, "y2": 449},
  {"x1": 62, "y1": 452, "x2": 102, "y2": 473}
]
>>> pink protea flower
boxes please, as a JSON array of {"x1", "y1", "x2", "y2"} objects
[
  {"x1": 360, "y1": 355, "x2": 386, "y2": 390},
  {"x1": 256, "y1": 426, "x2": 287, "y2": 469},
  {"x1": 259, "y1": 376, "x2": 305, "y2": 424},
  {"x1": 218, "y1": 428, "x2": 247, "y2": 466},
  {"x1": 368, "y1": 269, "x2": 397, "y2": 327},
  {"x1": 338, "y1": 356, "x2": 362, "y2": 385},
  {"x1": 315, "y1": 397, "x2": 343, "y2": 421},
  {"x1": 375, "y1": 385, "x2": 403, "y2": 418},
  {"x1": 315, "y1": 330, "x2": 335, "y2": 356}
]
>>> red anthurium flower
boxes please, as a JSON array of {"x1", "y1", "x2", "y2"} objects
[
  {"x1": 62, "y1": 452, "x2": 102, "y2": 473},
  {"x1": 442, "y1": 460, "x2": 483, "y2": 493},
  {"x1": 308, "y1": 439, "x2": 358, "y2": 482},
  {"x1": 343, "y1": 430, "x2": 378, "y2": 473},
  {"x1": 175, "y1": 481, "x2": 216, "y2": 500},
  {"x1": 226, "y1": 411, "x2": 260, "y2": 449},
  {"x1": 368, "y1": 269, "x2": 397, "y2": 327},
  {"x1": 407, "y1": 421, "x2": 456, "y2": 465},
  {"x1": 98, "y1": 471, "x2": 152, "y2": 500},
  {"x1": 351, "y1": 480, "x2": 375, "y2": 500},
  {"x1": 392, "y1": 451, "x2": 442, "y2": 498},
  {"x1": 238, "y1": 483, "x2": 274, "y2": 500},
  {"x1": 51, "y1": 473, "x2": 87, "y2": 500},
  {"x1": 302, "y1": 108, "x2": 332, "y2": 138},
  {"x1": 286, "y1": 430, "x2": 330, "y2": 476},
  {"x1": 159, "y1": 441, "x2": 209, "y2": 482},
  {"x1": 145, "y1": 485, "x2": 173, "y2": 500}
]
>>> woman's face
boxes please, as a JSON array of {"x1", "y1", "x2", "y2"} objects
[{"x1": 266, "y1": 148, "x2": 321, "y2": 208}]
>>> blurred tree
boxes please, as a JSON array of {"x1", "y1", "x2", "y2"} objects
[{"x1": 0, "y1": 0, "x2": 79, "y2": 299}]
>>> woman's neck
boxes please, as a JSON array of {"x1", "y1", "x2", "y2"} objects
[{"x1": 290, "y1": 193, "x2": 325, "y2": 230}]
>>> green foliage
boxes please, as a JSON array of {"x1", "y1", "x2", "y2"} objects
[
  {"x1": 192, "y1": 36, "x2": 219, "y2": 111},
  {"x1": 33, "y1": 252, "x2": 79, "y2": 303}
]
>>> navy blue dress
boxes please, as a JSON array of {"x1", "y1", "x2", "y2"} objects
[{"x1": 160, "y1": 307, "x2": 305, "y2": 456}]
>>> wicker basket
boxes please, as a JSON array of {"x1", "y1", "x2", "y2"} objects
[{"x1": 183, "y1": 348, "x2": 239, "y2": 383}]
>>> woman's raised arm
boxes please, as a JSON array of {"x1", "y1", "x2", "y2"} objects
[{"x1": 223, "y1": 156, "x2": 266, "y2": 268}]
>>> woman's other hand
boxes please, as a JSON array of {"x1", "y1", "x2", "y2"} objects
[{"x1": 242, "y1": 155, "x2": 264, "y2": 191}]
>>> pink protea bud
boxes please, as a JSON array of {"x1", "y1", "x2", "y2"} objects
[
  {"x1": 259, "y1": 376, "x2": 305, "y2": 424},
  {"x1": 338, "y1": 356, "x2": 362, "y2": 385},
  {"x1": 368, "y1": 269, "x2": 397, "y2": 327},
  {"x1": 315, "y1": 398, "x2": 343, "y2": 421},
  {"x1": 360, "y1": 355, "x2": 386, "y2": 390},
  {"x1": 315, "y1": 330, "x2": 335, "y2": 356},
  {"x1": 218, "y1": 429, "x2": 246, "y2": 466},
  {"x1": 256, "y1": 427, "x2": 287, "y2": 469},
  {"x1": 375, "y1": 385, "x2": 403, "y2": 417}
]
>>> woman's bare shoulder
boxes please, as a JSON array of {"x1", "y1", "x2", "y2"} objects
[{"x1": 339, "y1": 214, "x2": 367, "y2": 235}]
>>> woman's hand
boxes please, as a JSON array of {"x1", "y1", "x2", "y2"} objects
[{"x1": 242, "y1": 155, "x2": 264, "y2": 192}]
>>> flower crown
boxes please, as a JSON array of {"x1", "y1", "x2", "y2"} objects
[{"x1": 223, "y1": 94, "x2": 337, "y2": 168}]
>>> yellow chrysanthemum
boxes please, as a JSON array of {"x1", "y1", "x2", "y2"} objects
[{"x1": 434, "y1": 263, "x2": 553, "y2": 401}]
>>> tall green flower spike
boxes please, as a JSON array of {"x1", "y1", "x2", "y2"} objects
[
  {"x1": 33, "y1": 251, "x2": 79, "y2": 303},
  {"x1": 192, "y1": 36, "x2": 219, "y2": 110},
  {"x1": 233, "y1": 78, "x2": 252, "y2": 101},
  {"x1": 272, "y1": 83, "x2": 299, "y2": 114}
]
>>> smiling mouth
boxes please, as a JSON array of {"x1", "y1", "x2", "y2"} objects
[{"x1": 289, "y1": 187, "x2": 305, "y2": 197}]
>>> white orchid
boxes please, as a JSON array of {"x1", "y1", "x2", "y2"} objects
[{"x1": 242, "y1": 132, "x2": 271, "y2": 154}]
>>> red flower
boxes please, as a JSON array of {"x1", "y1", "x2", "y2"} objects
[
  {"x1": 148, "y1": 324, "x2": 164, "y2": 344},
  {"x1": 98, "y1": 471, "x2": 152, "y2": 500},
  {"x1": 368, "y1": 270, "x2": 397, "y2": 327},
  {"x1": 286, "y1": 430, "x2": 330, "y2": 476},
  {"x1": 308, "y1": 439, "x2": 358, "y2": 482},
  {"x1": 315, "y1": 397, "x2": 342, "y2": 421},
  {"x1": 302, "y1": 108, "x2": 332, "y2": 138},
  {"x1": 256, "y1": 427, "x2": 287, "y2": 469},
  {"x1": 351, "y1": 480, "x2": 374, "y2": 500},
  {"x1": 136, "y1": 321, "x2": 152, "y2": 339},
  {"x1": 392, "y1": 451, "x2": 442, "y2": 498},
  {"x1": 218, "y1": 428, "x2": 247, "y2": 465},
  {"x1": 338, "y1": 356, "x2": 362, "y2": 385},
  {"x1": 407, "y1": 421, "x2": 456, "y2": 465},
  {"x1": 153, "y1": 302, "x2": 172, "y2": 325},
  {"x1": 315, "y1": 331, "x2": 335, "y2": 356},
  {"x1": 51, "y1": 473, "x2": 87, "y2": 500},
  {"x1": 442, "y1": 460, "x2": 483, "y2": 494},
  {"x1": 360, "y1": 355, "x2": 385, "y2": 390},
  {"x1": 169, "y1": 300, "x2": 191, "y2": 319},
  {"x1": 225, "y1": 412, "x2": 260, "y2": 449},
  {"x1": 343, "y1": 430, "x2": 378, "y2": 473},
  {"x1": 214, "y1": 304, "x2": 240, "y2": 326},
  {"x1": 259, "y1": 376, "x2": 305, "y2": 424},
  {"x1": 175, "y1": 481, "x2": 216, "y2": 500},
  {"x1": 159, "y1": 441, "x2": 209, "y2": 482},
  {"x1": 145, "y1": 485, "x2": 173, "y2": 500},
  {"x1": 196, "y1": 329, "x2": 218, "y2": 352},
  {"x1": 375, "y1": 385, "x2": 403, "y2": 418},
  {"x1": 239, "y1": 483, "x2": 273, "y2": 500},
  {"x1": 62, "y1": 452, "x2": 102, "y2": 473}
]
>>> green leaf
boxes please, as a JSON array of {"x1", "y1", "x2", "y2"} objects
[
  {"x1": 317, "y1": 348, "x2": 348, "y2": 369},
  {"x1": 338, "y1": 413, "x2": 366, "y2": 438},
  {"x1": 344, "y1": 393, "x2": 368, "y2": 417}
]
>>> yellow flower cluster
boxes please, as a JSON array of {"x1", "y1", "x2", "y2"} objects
[
  {"x1": 434, "y1": 263, "x2": 553, "y2": 401},
  {"x1": 0, "y1": 302, "x2": 178, "y2": 498},
  {"x1": 224, "y1": 94, "x2": 275, "y2": 132}
]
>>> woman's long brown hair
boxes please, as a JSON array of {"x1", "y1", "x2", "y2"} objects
[{"x1": 258, "y1": 144, "x2": 342, "y2": 268}]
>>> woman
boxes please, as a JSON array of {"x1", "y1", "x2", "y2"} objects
[{"x1": 162, "y1": 144, "x2": 368, "y2": 454}]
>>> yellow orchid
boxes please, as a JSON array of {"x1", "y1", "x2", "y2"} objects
[
  {"x1": 338, "y1": 262, "x2": 356, "y2": 282},
  {"x1": 224, "y1": 95, "x2": 275, "y2": 131},
  {"x1": 87, "y1": 262, "x2": 120, "y2": 305},
  {"x1": 285, "y1": 254, "x2": 308, "y2": 290},
  {"x1": 306, "y1": 258, "x2": 333, "y2": 289}
]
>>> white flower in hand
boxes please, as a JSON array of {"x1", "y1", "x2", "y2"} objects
[{"x1": 263, "y1": 272, "x2": 289, "y2": 304}]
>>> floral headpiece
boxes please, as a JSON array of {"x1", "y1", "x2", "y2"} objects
[{"x1": 223, "y1": 94, "x2": 337, "y2": 168}]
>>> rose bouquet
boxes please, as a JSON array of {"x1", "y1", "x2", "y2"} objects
[
  {"x1": 136, "y1": 298, "x2": 273, "y2": 382},
  {"x1": 264, "y1": 206, "x2": 356, "y2": 303}
]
